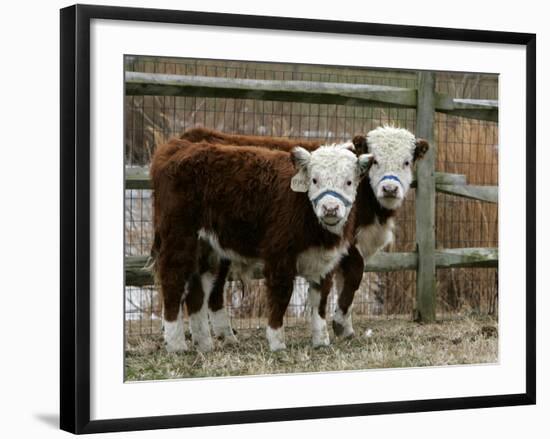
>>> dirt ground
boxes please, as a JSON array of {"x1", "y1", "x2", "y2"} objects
[{"x1": 125, "y1": 314, "x2": 498, "y2": 381}]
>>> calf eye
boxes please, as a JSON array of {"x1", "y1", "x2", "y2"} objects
[
  {"x1": 346, "y1": 180, "x2": 352, "y2": 186},
  {"x1": 312, "y1": 178, "x2": 318, "y2": 184},
  {"x1": 373, "y1": 159, "x2": 378, "y2": 165},
  {"x1": 404, "y1": 160, "x2": 410, "y2": 167}
]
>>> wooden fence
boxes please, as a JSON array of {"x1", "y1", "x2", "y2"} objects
[{"x1": 124, "y1": 70, "x2": 498, "y2": 322}]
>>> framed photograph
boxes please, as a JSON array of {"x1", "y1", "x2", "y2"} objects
[{"x1": 60, "y1": 4, "x2": 536, "y2": 434}]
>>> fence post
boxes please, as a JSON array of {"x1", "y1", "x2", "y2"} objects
[{"x1": 415, "y1": 71, "x2": 437, "y2": 322}]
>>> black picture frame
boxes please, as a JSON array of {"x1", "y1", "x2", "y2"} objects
[{"x1": 60, "y1": 4, "x2": 536, "y2": 434}]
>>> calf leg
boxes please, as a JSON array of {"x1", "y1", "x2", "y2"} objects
[
  {"x1": 309, "y1": 275, "x2": 332, "y2": 347},
  {"x1": 332, "y1": 246, "x2": 364, "y2": 338},
  {"x1": 185, "y1": 272, "x2": 215, "y2": 352},
  {"x1": 265, "y1": 267, "x2": 295, "y2": 351},
  {"x1": 158, "y1": 235, "x2": 198, "y2": 353},
  {"x1": 207, "y1": 259, "x2": 238, "y2": 344}
]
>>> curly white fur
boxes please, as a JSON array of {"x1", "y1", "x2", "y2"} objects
[
  {"x1": 291, "y1": 145, "x2": 372, "y2": 235},
  {"x1": 367, "y1": 126, "x2": 417, "y2": 210}
]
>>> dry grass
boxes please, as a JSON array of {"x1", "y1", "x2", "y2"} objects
[{"x1": 125, "y1": 315, "x2": 498, "y2": 381}]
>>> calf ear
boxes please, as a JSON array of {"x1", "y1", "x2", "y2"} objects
[
  {"x1": 357, "y1": 153, "x2": 374, "y2": 178},
  {"x1": 413, "y1": 139, "x2": 430, "y2": 162},
  {"x1": 290, "y1": 147, "x2": 311, "y2": 192},
  {"x1": 352, "y1": 135, "x2": 369, "y2": 155}
]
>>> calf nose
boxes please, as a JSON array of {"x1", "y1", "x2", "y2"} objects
[
  {"x1": 382, "y1": 185, "x2": 398, "y2": 196},
  {"x1": 323, "y1": 205, "x2": 339, "y2": 217}
]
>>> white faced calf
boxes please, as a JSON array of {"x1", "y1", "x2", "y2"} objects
[
  {"x1": 367, "y1": 126, "x2": 424, "y2": 209},
  {"x1": 332, "y1": 126, "x2": 429, "y2": 337},
  {"x1": 291, "y1": 145, "x2": 361, "y2": 234},
  {"x1": 150, "y1": 138, "x2": 371, "y2": 352}
]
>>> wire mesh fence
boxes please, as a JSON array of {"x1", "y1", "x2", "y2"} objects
[{"x1": 124, "y1": 56, "x2": 498, "y2": 338}]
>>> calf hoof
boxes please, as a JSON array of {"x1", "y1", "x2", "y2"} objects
[
  {"x1": 312, "y1": 338, "x2": 330, "y2": 349},
  {"x1": 332, "y1": 320, "x2": 345, "y2": 337},
  {"x1": 312, "y1": 329, "x2": 330, "y2": 348},
  {"x1": 343, "y1": 330, "x2": 356, "y2": 339},
  {"x1": 269, "y1": 342, "x2": 287, "y2": 352},
  {"x1": 266, "y1": 326, "x2": 286, "y2": 351},
  {"x1": 165, "y1": 340, "x2": 188, "y2": 353},
  {"x1": 195, "y1": 337, "x2": 214, "y2": 353},
  {"x1": 164, "y1": 318, "x2": 188, "y2": 353},
  {"x1": 190, "y1": 324, "x2": 214, "y2": 352}
]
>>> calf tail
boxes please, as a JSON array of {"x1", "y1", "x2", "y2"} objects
[{"x1": 145, "y1": 231, "x2": 161, "y2": 286}]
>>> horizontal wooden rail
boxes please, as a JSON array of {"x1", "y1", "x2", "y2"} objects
[
  {"x1": 126, "y1": 256, "x2": 154, "y2": 287},
  {"x1": 125, "y1": 72, "x2": 498, "y2": 122},
  {"x1": 125, "y1": 168, "x2": 467, "y2": 191},
  {"x1": 126, "y1": 167, "x2": 152, "y2": 190},
  {"x1": 437, "y1": 184, "x2": 498, "y2": 204},
  {"x1": 125, "y1": 247, "x2": 497, "y2": 287},
  {"x1": 126, "y1": 169, "x2": 494, "y2": 202},
  {"x1": 126, "y1": 72, "x2": 417, "y2": 108},
  {"x1": 411, "y1": 171, "x2": 467, "y2": 188},
  {"x1": 435, "y1": 96, "x2": 498, "y2": 122},
  {"x1": 365, "y1": 251, "x2": 417, "y2": 271},
  {"x1": 435, "y1": 247, "x2": 498, "y2": 269},
  {"x1": 127, "y1": 169, "x2": 496, "y2": 203}
]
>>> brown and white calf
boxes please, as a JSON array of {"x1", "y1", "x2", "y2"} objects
[
  {"x1": 181, "y1": 126, "x2": 429, "y2": 341},
  {"x1": 150, "y1": 138, "x2": 372, "y2": 352}
]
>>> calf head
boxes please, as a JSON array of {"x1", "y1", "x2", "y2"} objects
[
  {"x1": 290, "y1": 144, "x2": 372, "y2": 234},
  {"x1": 354, "y1": 126, "x2": 429, "y2": 210}
]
